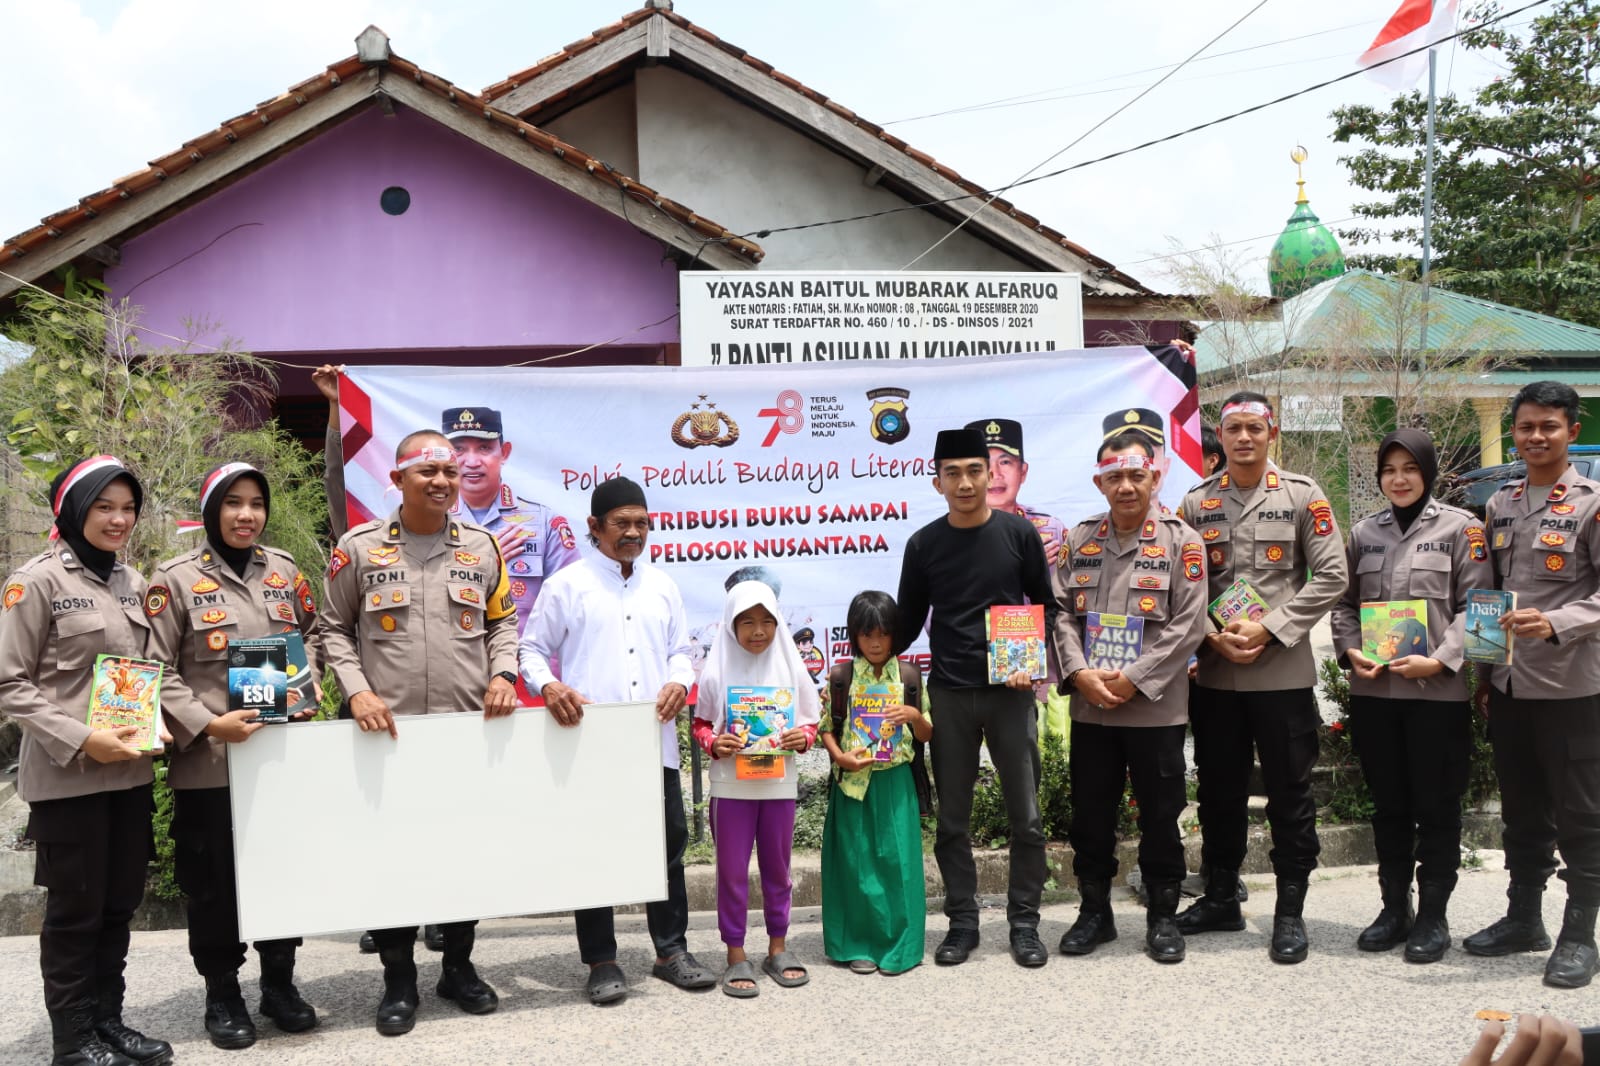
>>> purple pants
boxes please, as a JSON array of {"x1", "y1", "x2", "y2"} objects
[{"x1": 710, "y1": 797, "x2": 796, "y2": 948}]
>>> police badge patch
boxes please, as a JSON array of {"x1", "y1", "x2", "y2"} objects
[
  {"x1": 1308, "y1": 499, "x2": 1334, "y2": 536},
  {"x1": 328, "y1": 548, "x2": 351, "y2": 578},
  {"x1": 1465, "y1": 526, "x2": 1488, "y2": 561},
  {"x1": 142, "y1": 586, "x2": 169, "y2": 616},
  {"x1": 1546, "y1": 553, "x2": 1567, "y2": 572},
  {"x1": 1181, "y1": 542, "x2": 1203, "y2": 581},
  {"x1": 1138, "y1": 596, "x2": 1158, "y2": 613}
]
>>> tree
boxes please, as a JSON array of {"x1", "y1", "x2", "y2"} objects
[
  {"x1": 1331, "y1": 0, "x2": 1600, "y2": 326},
  {"x1": 0, "y1": 270, "x2": 328, "y2": 585}
]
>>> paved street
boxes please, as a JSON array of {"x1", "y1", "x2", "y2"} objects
[{"x1": 0, "y1": 856, "x2": 1592, "y2": 1065}]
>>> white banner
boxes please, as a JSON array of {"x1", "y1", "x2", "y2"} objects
[
  {"x1": 340, "y1": 349, "x2": 1198, "y2": 683},
  {"x1": 678, "y1": 271, "x2": 1083, "y2": 367}
]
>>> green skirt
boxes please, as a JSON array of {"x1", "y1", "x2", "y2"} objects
[{"x1": 820, "y1": 762, "x2": 926, "y2": 973}]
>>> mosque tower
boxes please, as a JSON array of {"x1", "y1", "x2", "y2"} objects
[{"x1": 1267, "y1": 146, "x2": 1347, "y2": 299}]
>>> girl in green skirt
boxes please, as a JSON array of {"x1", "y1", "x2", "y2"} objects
[{"x1": 820, "y1": 591, "x2": 933, "y2": 975}]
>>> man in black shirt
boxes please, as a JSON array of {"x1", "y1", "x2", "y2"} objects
[{"x1": 894, "y1": 427, "x2": 1057, "y2": 968}]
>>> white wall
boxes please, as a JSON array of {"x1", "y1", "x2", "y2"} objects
[{"x1": 542, "y1": 82, "x2": 640, "y2": 180}]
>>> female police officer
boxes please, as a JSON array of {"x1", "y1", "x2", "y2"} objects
[
  {"x1": 1332, "y1": 429, "x2": 1490, "y2": 963},
  {"x1": 0, "y1": 456, "x2": 172, "y2": 1066}
]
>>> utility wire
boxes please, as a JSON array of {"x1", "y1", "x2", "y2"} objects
[{"x1": 901, "y1": 0, "x2": 1274, "y2": 269}]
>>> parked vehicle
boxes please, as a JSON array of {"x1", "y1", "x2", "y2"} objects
[{"x1": 1441, "y1": 445, "x2": 1600, "y2": 516}]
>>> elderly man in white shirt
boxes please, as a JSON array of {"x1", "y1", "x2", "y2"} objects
[{"x1": 519, "y1": 476, "x2": 715, "y2": 1005}]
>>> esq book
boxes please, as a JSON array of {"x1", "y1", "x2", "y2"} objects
[{"x1": 228, "y1": 637, "x2": 289, "y2": 723}]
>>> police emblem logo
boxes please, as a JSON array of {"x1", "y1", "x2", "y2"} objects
[
  {"x1": 1541, "y1": 532, "x2": 1567, "y2": 547},
  {"x1": 206, "y1": 631, "x2": 228, "y2": 651},
  {"x1": 264, "y1": 572, "x2": 289, "y2": 590},
  {"x1": 1200, "y1": 498, "x2": 1222, "y2": 511},
  {"x1": 328, "y1": 548, "x2": 351, "y2": 578},
  {"x1": 2, "y1": 582, "x2": 23, "y2": 611},
  {"x1": 379, "y1": 614, "x2": 397, "y2": 632},
  {"x1": 867, "y1": 387, "x2": 911, "y2": 445},
  {"x1": 1138, "y1": 596, "x2": 1158, "y2": 613},
  {"x1": 1266, "y1": 545, "x2": 1285, "y2": 562},
  {"x1": 1308, "y1": 498, "x2": 1334, "y2": 537},
  {"x1": 459, "y1": 587, "x2": 481, "y2": 604},
  {"x1": 553, "y1": 518, "x2": 576, "y2": 551},
  {"x1": 1141, "y1": 545, "x2": 1166, "y2": 559},
  {"x1": 201, "y1": 609, "x2": 228, "y2": 624},
  {"x1": 1552, "y1": 503, "x2": 1577, "y2": 515},
  {"x1": 1209, "y1": 547, "x2": 1226, "y2": 567},
  {"x1": 276, "y1": 602, "x2": 295, "y2": 622},
  {"x1": 1181, "y1": 542, "x2": 1204, "y2": 582},
  {"x1": 510, "y1": 579, "x2": 527, "y2": 599},
  {"x1": 191, "y1": 577, "x2": 220, "y2": 594},
  {"x1": 1075, "y1": 573, "x2": 1091, "y2": 586},
  {"x1": 1078, "y1": 542, "x2": 1103, "y2": 556},
  {"x1": 1074, "y1": 591, "x2": 1087, "y2": 612},
  {"x1": 459, "y1": 610, "x2": 475, "y2": 631},
  {"x1": 671, "y1": 395, "x2": 740, "y2": 449},
  {"x1": 1203, "y1": 528, "x2": 1221, "y2": 541},
  {"x1": 454, "y1": 550, "x2": 480, "y2": 566},
  {"x1": 1546, "y1": 553, "x2": 1567, "y2": 572},
  {"x1": 297, "y1": 580, "x2": 316, "y2": 615},
  {"x1": 1137, "y1": 576, "x2": 1161, "y2": 589},
  {"x1": 1466, "y1": 526, "x2": 1488, "y2": 561},
  {"x1": 511, "y1": 559, "x2": 532, "y2": 575},
  {"x1": 142, "y1": 586, "x2": 168, "y2": 616}
]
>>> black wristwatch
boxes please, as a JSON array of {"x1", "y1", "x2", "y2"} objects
[{"x1": 494, "y1": 671, "x2": 518, "y2": 685}]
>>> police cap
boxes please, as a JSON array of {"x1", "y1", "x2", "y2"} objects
[
  {"x1": 443, "y1": 407, "x2": 503, "y2": 440},
  {"x1": 965, "y1": 418, "x2": 1024, "y2": 461},
  {"x1": 1102, "y1": 408, "x2": 1165, "y2": 446}
]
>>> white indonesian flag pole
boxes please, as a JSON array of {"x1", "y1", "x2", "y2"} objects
[{"x1": 1358, "y1": 0, "x2": 1460, "y2": 91}]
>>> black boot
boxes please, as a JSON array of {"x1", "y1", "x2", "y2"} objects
[
  {"x1": 91, "y1": 987, "x2": 171, "y2": 1066},
  {"x1": 1058, "y1": 879, "x2": 1117, "y2": 956},
  {"x1": 1269, "y1": 879, "x2": 1309, "y2": 964},
  {"x1": 1405, "y1": 881, "x2": 1452, "y2": 964},
  {"x1": 50, "y1": 1003, "x2": 135, "y2": 1066},
  {"x1": 1176, "y1": 866, "x2": 1246, "y2": 935},
  {"x1": 435, "y1": 926, "x2": 499, "y2": 1014},
  {"x1": 376, "y1": 944, "x2": 420, "y2": 1036},
  {"x1": 1357, "y1": 874, "x2": 1413, "y2": 952},
  {"x1": 258, "y1": 944, "x2": 318, "y2": 1033},
  {"x1": 203, "y1": 974, "x2": 256, "y2": 1050},
  {"x1": 1543, "y1": 900, "x2": 1599, "y2": 989},
  {"x1": 1464, "y1": 881, "x2": 1552, "y2": 957},
  {"x1": 424, "y1": 924, "x2": 446, "y2": 952},
  {"x1": 1146, "y1": 882, "x2": 1186, "y2": 964}
]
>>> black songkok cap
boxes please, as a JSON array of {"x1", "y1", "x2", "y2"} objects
[
  {"x1": 591, "y1": 476, "x2": 648, "y2": 519},
  {"x1": 932, "y1": 428, "x2": 989, "y2": 464}
]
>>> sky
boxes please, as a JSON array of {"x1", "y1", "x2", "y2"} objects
[{"x1": 0, "y1": 0, "x2": 1520, "y2": 295}]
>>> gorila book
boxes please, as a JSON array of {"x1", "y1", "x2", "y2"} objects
[
  {"x1": 87, "y1": 655, "x2": 164, "y2": 752},
  {"x1": 986, "y1": 604, "x2": 1046, "y2": 684},
  {"x1": 1359, "y1": 599, "x2": 1429, "y2": 663}
]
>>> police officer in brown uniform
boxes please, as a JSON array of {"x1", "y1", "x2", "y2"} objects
[
  {"x1": 319, "y1": 430, "x2": 520, "y2": 1034},
  {"x1": 1174, "y1": 392, "x2": 1348, "y2": 963},
  {"x1": 0, "y1": 456, "x2": 172, "y2": 1066},
  {"x1": 1330, "y1": 430, "x2": 1492, "y2": 963},
  {"x1": 146, "y1": 463, "x2": 320, "y2": 1047},
  {"x1": 1464, "y1": 381, "x2": 1600, "y2": 989},
  {"x1": 1052, "y1": 431, "x2": 1209, "y2": 964}
]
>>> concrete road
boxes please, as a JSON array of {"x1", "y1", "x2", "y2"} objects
[{"x1": 0, "y1": 857, "x2": 1591, "y2": 1066}]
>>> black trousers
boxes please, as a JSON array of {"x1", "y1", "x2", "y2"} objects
[
  {"x1": 171, "y1": 787, "x2": 301, "y2": 978},
  {"x1": 928, "y1": 683, "x2": 1047, "y2": 930},
  {"x1": 1489, "y1": 687, "x2": 1600, "y2": 905},
  {"x1": 28, "y1": 784, "x2": 154, "y2": 1013},
  {"x1": 575, "y1": 767, "x2": 690, "y2": 964},
  {"x1": 371, "y1": 921, "x2": 477, "y2": 954},
  {"x1": 1348, "y1": 695, "x2": 1470, "y2": 888},
  {"x1": 1068, "y1": 721, "x2": 1188, "y2": 885},
  {"x1": 1191, "y1": 686, "x2": 1321, "y2": 880}
]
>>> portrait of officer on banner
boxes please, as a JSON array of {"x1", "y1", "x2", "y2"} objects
[
  {"x1": 443, "y1": 406, "x2": 582, "y2": 640},
  {"x1": 965, "y1": 417, "x2": 1067, "y2": 569},
  {"x1": 1102, "y1": 408, "x2": 1174, "y2": 509}
]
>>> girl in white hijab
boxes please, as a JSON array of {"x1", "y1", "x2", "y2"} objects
[{"x1": 692, "y1": 580, "x2": 821, "y2": 997}]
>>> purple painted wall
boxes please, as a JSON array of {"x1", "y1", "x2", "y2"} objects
[{"x1": 104, "y1": 105, "x2": 682, "y2": 354}]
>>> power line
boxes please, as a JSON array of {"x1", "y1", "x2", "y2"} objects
[{"x1": 900, "y1": 0, "x2": 1275, "y2": 269}]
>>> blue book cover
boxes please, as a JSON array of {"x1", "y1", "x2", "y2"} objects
[
  {"x1": 1463, "y1": 589, "x2": 1516, "y2": 666},
  {"x1": 228, "y1": 637, "x2": 289, "y2": 723}
]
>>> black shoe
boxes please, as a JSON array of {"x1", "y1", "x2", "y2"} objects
[
  {"x1": 1059, "y1": 879, "x2": 1118, "y2": 955},
  {"x1": 1176, "y1": 866, "x2": 1246, "y2": 935},
  {"x1": 203, "y1": 976, "x2": 256, "y2": 1051},
  {"x1": 1009, "y1": 926, "x2": 1048, "y2": 968},
  {"x1": 1357, "y1": 875, "x2": 1413, "y2": 952},
  {"x1": 90, "y1": 1020, "x2": 171, "y2": 1065},
  {"x1": 585, "y1": 962, "x2": 629, "y2": 1005},
  {"x1": 424, "y1": 924, "x2": 446, "y2": 952},
  {"x1": 376, "y1": 946, "x2": 419, "y2": 1036},
  {"x1": 1270, "y1": 880, "x2": 1309, "y2": 964},
  {"x1": 437, "y1": 961, "x2": 500, "y2": 1014},
  {"x1": 358, "y1": 931, "x2": 377, "y2": 954},
  {"x1": 258, "y1": 945, "x2": 317, "y2": 1033},
  {"x1": 1464, "y1": 882, "x2": 1552, "y2": 957},
  {"x1": 1146, "y1": 882, "x2": 1186, "y2": 964},
  {"x1": 51, "y1": 1004, "x2": 137, "y2": 1066},
  {"x1": 1404, "y1": 881, "x2": 1452, "y2": 964},
  {"x1": 1543, "y1": 902, "x2": 1599, "y2": 989},
  {"x1": 934, "y1": 928, "x2": 980, "y2": 965}
]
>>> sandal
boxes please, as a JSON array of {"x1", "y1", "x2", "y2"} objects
[
  {"x1": 585, "y1": 962, "x2": 628, "y2": 1005},
  {"x1": 761, "y1": 951, "x2": 810, "y2": 988},
  {"x1": 720, "y1": 959, "x2": 760, "y2": 998},
  {"x1": 848, "y1": 959, "x2": 878, "y2": 974},
  {"x1": 651, "y1": 951, "x2": 717, "y2": 991}
]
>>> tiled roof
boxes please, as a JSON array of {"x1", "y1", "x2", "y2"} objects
[
  {"x1": 1, "y1": 42, "x2": 763, "y2": 275},
  {"x1": 481, "y1": 6, "x2": 1151, "y2": 295}
]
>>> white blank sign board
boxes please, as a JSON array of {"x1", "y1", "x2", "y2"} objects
[{"x1": 227, "y1": 703, "x2": 666, "y2": 941}]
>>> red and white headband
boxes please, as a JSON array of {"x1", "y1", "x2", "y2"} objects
[
  {"x1": 1098, "y1": 453, "x2": 1154, "y2": 472},
  {"x1": 1220, "y1": 400, "x2": 1275, "y2": 428},
  {"x1": 199, "y1": 462, "x2": 261, "y2": 514},
  {"x1": 397, "y1": 445, "x2": 455, "y2": 471},
  {"x1": 52, "y1": 455, "x2": 124, "y2": 516}
]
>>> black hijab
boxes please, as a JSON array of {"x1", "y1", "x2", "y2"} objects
[
  {"x1": 200, "y1": 463, "x2": 270, "y2": 577},
  {"x1": 1376, "y1": 429, "x2": 1438, "y2": 533},
  {"x1": 49, "y1": 456, "x2": 142, "y2": 582}
]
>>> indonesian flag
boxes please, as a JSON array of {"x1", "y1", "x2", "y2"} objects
[{"x1": 1358, "y1": 0, "x2": 1459, "y2": 91}]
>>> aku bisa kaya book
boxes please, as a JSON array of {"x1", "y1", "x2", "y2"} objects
[
  {"x1": 1083, "y1": 613, "x2": 1144, "y2": 672},
  {"x1": 986, "y1": 604, "x2": 1046, "y2": 683}
]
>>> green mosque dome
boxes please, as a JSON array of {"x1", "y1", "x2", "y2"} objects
[{"x1": 1268, "y1": 147, "x2": 1346, "y2": 299}]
